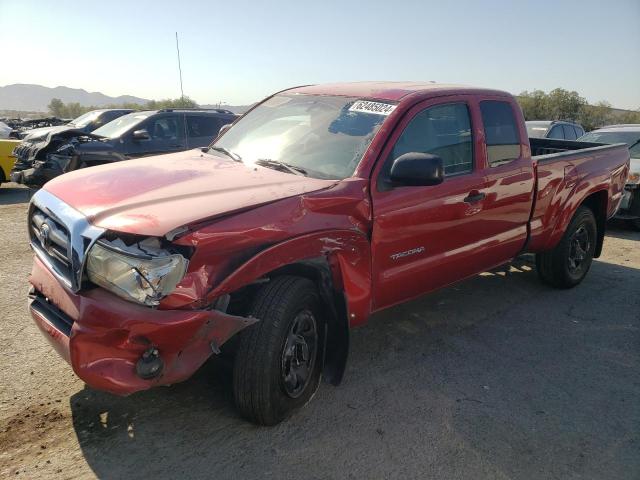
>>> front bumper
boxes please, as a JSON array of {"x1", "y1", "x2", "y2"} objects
[
  {"x1": 615, "y1": 185, "x2": 640, "y2": 220},
  {"x1": 10, "y1": 162, "x2": 61, "y2": 187},
  {"x1": 28, "y1": 256, "x2": 255, "y2": 396}
]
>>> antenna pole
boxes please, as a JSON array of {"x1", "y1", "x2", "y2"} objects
[{"x1": 175, "y1": 32, "x2": 185, "y2": 101}]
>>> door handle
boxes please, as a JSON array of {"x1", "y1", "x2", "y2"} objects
[{"x1": 464, "y1": 191, "x2": 486, "y2": 203}]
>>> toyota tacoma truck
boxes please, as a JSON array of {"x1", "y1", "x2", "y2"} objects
[{"x1": 26, "y1": 82, "x2": 629, "y2": 425}]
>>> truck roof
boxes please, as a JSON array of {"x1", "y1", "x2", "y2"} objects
[{"x1": 285, "y1": 82, "x2": 511, "y2": 102}]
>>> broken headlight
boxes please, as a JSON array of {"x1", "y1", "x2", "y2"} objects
[{"x1": 86, "y1": 237, "x2": 188, "y2": 306}]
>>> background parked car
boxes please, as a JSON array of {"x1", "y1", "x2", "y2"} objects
[
  {"x1": 577, "y1": 124, "x2": 640, "y2": 230},
  {"x1": 11, "y1": 108, "x2": 237, "y2": 188},
  {"x1": 10, "y1": 109, "x2": 134, "y2": 185},
  {"x1": 0, "y1": 121, "x2": 12, "y2": 139},
  {"x1": 2, "y1": 116, "x2": 69, "y2": 139},
  {"x1": 16, "y1": 109, "x2": 133, "y2": 140},
  {"x1": 526, "y1": 120, "x2": 585, "y2": 140},
  {"x1": 0, "y1": 139, "x2": 20, "y2": 187}
]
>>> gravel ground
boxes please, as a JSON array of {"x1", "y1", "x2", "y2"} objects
[{"x1": 1, "y1": 182, "x2": 638, "y2": 480}]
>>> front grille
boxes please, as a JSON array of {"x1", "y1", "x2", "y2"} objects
[
  {"x1": 29, "y1": 189, "x2": 105, "y2": 292},
  {"x1": 14, "y1": 143, "x2": 33, "y2": 162},
  {"x1": 30, "y1": 207, "x2": 73, "y2": 284}
]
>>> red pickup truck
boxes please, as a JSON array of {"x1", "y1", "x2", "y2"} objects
[{"x1": 27, "y1": 82, "x2": 629, "y2": 425}]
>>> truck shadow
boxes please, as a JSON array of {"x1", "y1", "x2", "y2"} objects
[
  {"x1": 606, "y1": 219, "x2": 640, "y2": 241},
  {"x1": 0, "y1": 184, "x2": 33, "y2": 205},
  {"x1": 69, "y1": 257, "x2": 640, "y2": 480}
]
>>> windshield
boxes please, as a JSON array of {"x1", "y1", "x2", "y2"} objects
[
  {"x1": 526, "y1": 122, "x2": 551, "y2": 138},
  {"x1": 210, "y1": 94, "x2": 393, "y2": 179},
  {"x1": 69, "y1": 110, "x2": 102, "y2": 128},
  {"x1": 92, "y1": 112, "x2": 151, "y2": 139}
]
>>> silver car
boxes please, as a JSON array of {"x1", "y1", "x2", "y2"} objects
[{"x1": 578, "y1": 124, "x2": 640, "y2": 230}]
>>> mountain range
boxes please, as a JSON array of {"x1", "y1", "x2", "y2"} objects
[
  {"x1": 0, "y1": 84, "x2": 150, "y2": 112},
  {"x1": 0, "y1": 84, "x2": 253, "y2": 115}
]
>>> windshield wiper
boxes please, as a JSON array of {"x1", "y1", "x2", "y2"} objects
[
  {"x1": 209, "y1": 146, "x2": 242, "y2": 162},
  {"x1": 255, "y1": 159, "x2": 308, "y2": 176}
]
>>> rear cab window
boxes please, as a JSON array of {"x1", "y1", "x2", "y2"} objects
[{"x1": 480, "y1": 101, "x2": 521, "y2": 166}]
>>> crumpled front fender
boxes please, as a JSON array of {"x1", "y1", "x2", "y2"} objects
[{"x1": 208, "y1": 230, "x2": 372, "y2": 327}]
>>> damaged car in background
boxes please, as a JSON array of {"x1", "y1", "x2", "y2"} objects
[
  {"x1": 10, "y1": 109, "x2": 134, "y2": 186},
  {"x1": 11, "y1": 108, "x2": 237, "y2": 188},
  {"x1": 2, "y1": 116, "x2": 69, "y2": 139}
]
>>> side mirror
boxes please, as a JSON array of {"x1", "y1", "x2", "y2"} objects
[
  {"x1": 132, "y1": 129, "x2": 150, "y2": 141},
  {"x1": 389, "y1": 152, "x2": 444, "y2": 187},
  {"x1": 217, "y1": 123, "x2": 232, "y2": 138}
]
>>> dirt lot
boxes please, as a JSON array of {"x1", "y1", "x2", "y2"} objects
[{"x1": 1, "y1": 183, "x2": 638, "y2": 480}]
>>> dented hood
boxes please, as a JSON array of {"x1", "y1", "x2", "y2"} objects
[
  {"x1": 44, "y1": 149, "x2": 338, "y2": 237},
  {"x1": 22, "y1": 125, "x2": 86, "y2": 142}
]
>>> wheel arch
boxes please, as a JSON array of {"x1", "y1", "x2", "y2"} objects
[
  {"x1": 267, "y1": 259, "x2": 350, "y2": 385},
  {"x1": 545, "y1": 188, "x2": 608, "y2": 258},
  {"x1": 208, "y1": 230, "x2": 373, "y2": 386},
  {"x1": 580, "y1": 190, "x2": 608, "y2": 258}
]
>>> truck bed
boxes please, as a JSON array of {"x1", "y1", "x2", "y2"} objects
[
  {"x1": 527, "y1": 138, "x2": 630, "y2": 253},
  {"x1": 530, "y1": 137, "x2": 612, "y2": 158}
]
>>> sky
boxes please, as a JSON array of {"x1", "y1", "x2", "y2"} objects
[{"x1": 0, "y1": 0, "x2": 639, "y2": 109}]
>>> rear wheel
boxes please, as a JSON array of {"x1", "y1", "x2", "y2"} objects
[
  {"x1": 536, "y1": 206, "x2": 597, "y2": 289},
  {"x1": 233, "y1": 276, "x2": 324, "y2": 425}
]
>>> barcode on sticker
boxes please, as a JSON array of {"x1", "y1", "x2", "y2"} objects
[{"x1": 349, "y1": 100, "x2": 396, "y2": 116}]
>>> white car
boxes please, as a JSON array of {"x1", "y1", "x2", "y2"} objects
[
  {"x1": 578, "y1": 124, "x2": 640, "y2": 230},
  {"x1": 0, "y1": 121, "x2": 12, "y2": 139}
]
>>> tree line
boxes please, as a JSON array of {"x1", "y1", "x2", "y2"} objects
[
  {"x1": 517, "y1": 88, "x2": 640, "y2": 131},
  {"x1": 47, "y1": 88, "x2": 640, "y2": 132},
  {"x1": 47, "y1": 96, "x2": 198, "y2": 119}
]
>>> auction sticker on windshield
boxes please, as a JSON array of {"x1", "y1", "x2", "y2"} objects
[{"x1": 349, "y1": 100, "x2": 396, "y2": 116}]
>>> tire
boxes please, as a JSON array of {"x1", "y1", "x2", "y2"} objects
[
  {"x1": 536, "y1": 206, "x2": 597, "y2": 289},
  {"x1": 233, "y1": 276, "x2": 324, "y2": 425}
]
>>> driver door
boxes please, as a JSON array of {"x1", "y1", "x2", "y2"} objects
[
  {"x1": 126, "y1": 114, "x2": 186, "y2": 158},
  {"x1": 370, "y1": 97, "x2": 491, "y2": 310}
]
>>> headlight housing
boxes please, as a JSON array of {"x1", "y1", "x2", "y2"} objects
[{"x1": 86, "y1": 238, "x2": 188, "y2": 306}]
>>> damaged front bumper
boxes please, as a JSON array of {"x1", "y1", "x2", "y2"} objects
[
  {"x1": 28, "y1": 256, "x2": 255, "y2": 396},
  {"x1": 11, "y1": 156, "x2": 69, "y2": 187}
]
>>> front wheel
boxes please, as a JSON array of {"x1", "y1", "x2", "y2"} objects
[
  {"x1": 536, "y1": 206, "x2": 597, "y2": 289},
  {"x1": 233, "y1": 276, "x2": 324, "y2": 425},
  {"x1": 628, "y1": 219, "x2": 640, "y2": 232}
]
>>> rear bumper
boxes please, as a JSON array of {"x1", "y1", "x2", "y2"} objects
[
  {"x1": 615, "y1": 185, "x2": 640, "y2": 220},
  {"x1": 28, "y1": 256, "x2": 254, "y2": 396}
]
